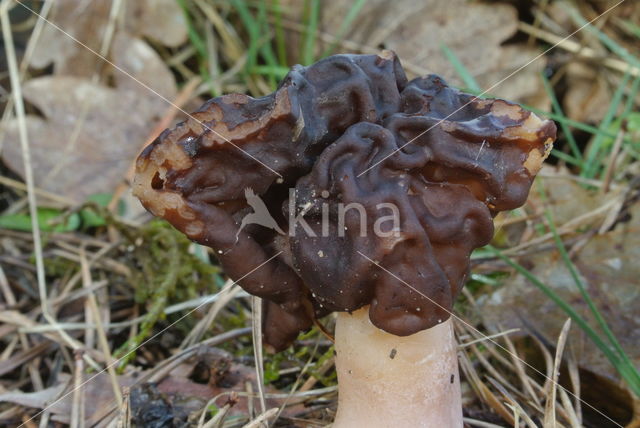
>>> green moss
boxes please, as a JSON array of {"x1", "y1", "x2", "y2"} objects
[{"x1": 114, "y1": 220, "x2": 221, "y2": 368}]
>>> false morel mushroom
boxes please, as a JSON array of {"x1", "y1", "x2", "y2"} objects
[{"x1": 133, "y1": 51, "x2": 555, "y2": 427}]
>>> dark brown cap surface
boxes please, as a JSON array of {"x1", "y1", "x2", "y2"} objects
[{"x1": 133, "y1": 52, "x2": 555, "y2": 351}]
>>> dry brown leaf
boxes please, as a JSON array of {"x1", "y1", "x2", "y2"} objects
[
  {"x1": 0, "y1": 372, "x2": 139, "y2": 425},
  {"x1": 124, "y1": 0, "x2": 188, "y2": 48},
  {"x1": 1, "y1": 75, "x2": 166, "y2": 202},
  {"x1": 0, "y1": 380, "x2": 69, "y2": 413},
  {"x1": 111, "y1": 32, "x2": 178, "y2": 102},
  {"x1": 563, "y1": 62, "x2": 612, "y2": 124},
  {"x1": 29, "y1": 0, "x2": 187, "y2": 77},
  {"x1": 28, "y1": 0, "x2": 111, "y2": 77},
  {"x1": 3, "y1": 12, "x2": 178, "y2": 202},
  {"x1": 285, "y1": 0, "x2": 548, "y2": 107}
]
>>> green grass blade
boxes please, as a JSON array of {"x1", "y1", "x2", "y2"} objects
[
  {"x1": 582, "y1": 69, "x2": 631, "y2": 178},
  {"x1": 177, "y1": 0, "x2": 216, "y2": 93},
  {"x1": 521, "y1": 103, "x2": 636, "y2": 147},
  {"x1": 230, "y1": 0, "x2": 260, "y2": 71},
  {"x1": 564, "y1": 4, "x2": 640, "y2": 68},
  {"x1": 231, "y1": 0, "x2": 281, "y2": 88},
  {"x1": 598, "y1": 72, "x2": 640, "y2": 180},
  {"x1": 540, "y1": 73, "x2": 583, "y2": 165},
  {"x1": 487, "y1": 245, "x2": 640, "y2": 396},
  {"x1": 550, "y1": 149, "x2": 582, "y2": 166},
  {"x1": 322, "y1": 0, "x2": 368, "y2": 57},
  {"x1": 621, "y1": 19, "x2": 640, "y2": 39},
  {"x1": 486, "y1": 245, "x2": 621, "y2": 368},
  {"x1": 622, "y1": 73, "x2": 640, "y2": 116},
  {"x1": 441, "y1": 43, "x2": 481, "y2": 93},
  {"x1": 537, "y1": 184, "x2": 640, "y2": 393},
  {"x1": 251, "y1": 65, "x2": 290, "y2": 79},
  {"x1": 176, "y1": 0, "x2": 207, "y2": 59},
  {"x1": 301, "y1": 0, "x2": 320, "y2": 65},
  {"x1": 272, "y1": 0, "x2": 288, "y2": 65},
  {"x1": 257, "y1": 0, "x2": 279, "y2": 87}
]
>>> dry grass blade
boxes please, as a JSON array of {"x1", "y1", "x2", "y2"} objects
[
  {"x1": 79, "y1": 249, "x2": 122, "y2": 406},
  {"x1": 144, "y1": 327, "x2": 251, "y2": 384},
  {"x1": 180, "y1": 280, "x2": 241, "y2": 349},
  {"x1": 462, "y1": 417, "x2": 505, "y2": 428},
  {"x1": 242, "y1": 407, "x2": 278, "y2": 428},
  {"x1": 112, "y1": 387, "x2": 131, "y2": 428},
  {"x1": 70, "y1": 351, "x2": 85, "y2": 428},
  {"x1": 558, "y1": 387, "x2": 582, "y2": 428},
  {"x1": 0, "y1": 0, "x2": 53, "y2": 153},
  {"x1": 477, "y1": 379, "x2": 516, "y2": 426},
  {"x1": 566, "y1": 356, "x2": 582, "y2": 425},
  {"x1": 502, "y1": 328, "x2": 542, "y2": 407},
  {"x1": 518, "y1": 21, "x2": 640, "y2": 77},
  {"x1": 544, "y1": 318, "x2": 572, "y2": 427},
  {"x1": 251, "y1": 296, "x2": 267, "y2": 415},
  {"x1": 458, "y1": 328, "x2": 521, "y2": 349},
  {"x1": 488, "y1": 377, "x2": 539, "y2": 428},
  {"x1": 1, "y1": 1, "x2": 101, "y2": 375},
  {"x1": 197, "y1": 392, "x2": 237, "y2": 428},
  {"x1": 0, "y1": 176, "x2": 74, "y2": 205}
]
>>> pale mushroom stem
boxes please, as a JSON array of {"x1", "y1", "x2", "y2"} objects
[{"x1": 333, "y1": 306, "x2": 462, "y2": 428}]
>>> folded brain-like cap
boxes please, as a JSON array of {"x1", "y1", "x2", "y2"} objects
[{"x1": 133, "y1": 51, "x2": 555, "y2": 351}]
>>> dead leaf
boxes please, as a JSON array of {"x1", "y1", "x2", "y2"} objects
[
  {"x1": 124, "y1": 0, "x2": 188, "y2": 48},
  {"x1": 111, "y1": 32, "x2": 178, "y2": 103},
  {"x1": 480, "y1": 174, "x2": 640, "y2": 385},
  {"x1": 156, "y1": 347, "x2": 286, "y2": 418},
  {"x1": 1, "y1": 76, "x2": 164, "y2": 202},
  {"x1": 563, "y1": 62, "x2": 612, "y2": 124},
  {"x1": 284, "y1": 0, "x2": 548, "y2": 107},
  {"x1": 0, "y1": 378, "x2": 68, "y2": 412},
  {"x1": 0, "y1": 372, "x2": 139, "y2": 425},
  {"x1": 29, "y1": 0, "x2": 187, "y2": 77},
  {"x1": 3, "y1": 12, "x2": 178, "y2": 202},
  {"x1": 28, "y1": 0, "x2": 112, "y2": 77}
]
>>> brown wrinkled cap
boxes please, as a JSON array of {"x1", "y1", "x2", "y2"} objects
[{"x1": 133, "y1": 52, "x2": 555, "y2": 351}]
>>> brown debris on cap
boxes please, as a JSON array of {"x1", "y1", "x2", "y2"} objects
[{"x1": 133, "y1": 52, "x2": 555, "y2": 351}]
